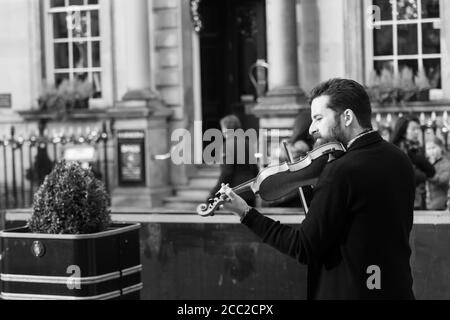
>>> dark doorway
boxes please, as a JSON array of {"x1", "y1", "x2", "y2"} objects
[{"x1": 199, "y1": 0, "x2": 266, "y2": 139}]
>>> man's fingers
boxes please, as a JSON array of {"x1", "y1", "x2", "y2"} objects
[{"x1": 224, "y1": 187, "x2": 236, "y2": 201}]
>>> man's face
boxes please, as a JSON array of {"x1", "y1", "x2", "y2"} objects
[{"x1": 309, "y1": 95, "x2": 346, "y2": 145}]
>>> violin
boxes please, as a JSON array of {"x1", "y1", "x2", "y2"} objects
[{"x1": 197, "y1": 141, "x2": 346, "y2": 217}]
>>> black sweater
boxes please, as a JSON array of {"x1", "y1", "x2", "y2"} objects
[{"x1": 242, "y1": 132, "x2": 415, "y2": 300}]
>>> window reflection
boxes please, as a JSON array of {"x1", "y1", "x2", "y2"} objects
[
  {"x1": 398, "y1": 60, "x2": 418, "y2": 76},
  {"x1": 53, "y1": 13, "x2": 68, "y2": 39},
  {"x1": 373, "y1": 0, "x2": 393, "y2": 21},
  {"x1": 397, "y1": 24, "x2": 418, "y2": 55},
  {"x1": 91, "y1": 11, "x2": 99, "y2": 37},
  {"x1": 374, "y1": 60, "x2": 394, "y2": 76},
  {"x1": 92, "y1": 41, "x2": 100, "y2": 67},
  {"x1": 74, "y1": 72, "x2": 88, "y2": 82},
  {"x1": 73, "y1": 42, "x2": 88, "y2": 68},
  {"x1": 54, "y1": 43, "x2": 69, "y2": 68},
  {"x1": 397, "y1": 0, "x2": 418, "y2": 20},
  {"x1": 68, "y1": 11, "x2": 88, "y2": 38},
  {"x1": 422, "y1": 0, "x2": 439, "y2": 18},
  {"x1": 50, "y1": 0, "x2": 65, "y2": 8},
  {"x1": 422, "y1": 23, "x2": 440, "y2": 54},
  {"x1": 69, "y1": 0, "x2": 84, "y2": 6},
  {"x1": 374, "y1": 26, "x2": 393, "y2": 56},
  {"x1": 55, "y1": 73, "x2": 69, "y2": 87},
  {"x1": 423, "y1": 59, "x2": 441, "y2": 88}
]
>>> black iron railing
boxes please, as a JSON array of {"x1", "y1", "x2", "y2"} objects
[{"x1": 0, "y1": 121, "x2": 111, "y2": 210}]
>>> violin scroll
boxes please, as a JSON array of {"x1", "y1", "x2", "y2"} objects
[{"x1": 197, "y1": 184, "x2": 230, "y2": 217}]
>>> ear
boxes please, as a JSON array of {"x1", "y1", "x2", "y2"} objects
[{"x1": 343, "y1": 109, "x2": 354, "y2": 127}]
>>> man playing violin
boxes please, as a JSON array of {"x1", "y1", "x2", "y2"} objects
[{"x1": 221, "y1": 78, "x2": 415, "y2": 300}]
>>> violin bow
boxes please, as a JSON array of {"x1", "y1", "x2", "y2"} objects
[{"x1": 282, "y1": 141, "x2": 309, "y2": 214}]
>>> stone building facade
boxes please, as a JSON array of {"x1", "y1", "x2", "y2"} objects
[{"x1": 0, "y1": 0, "x2": 448, "y2": 209}]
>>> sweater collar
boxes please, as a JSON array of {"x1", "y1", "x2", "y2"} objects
[
  {"x1": 346, "y1": 131, "x2": 383, "y2": 152},
  {"x1": 346, "y1": 129, "x2": 375, "y2": 149}
]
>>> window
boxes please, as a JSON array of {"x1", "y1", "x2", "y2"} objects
[
  {"x1": 366, "y1": 0, "x2": 442, "y2": 96},
  {"x1": 45, "y1": 0, "x2": 102, "y2": 98}
]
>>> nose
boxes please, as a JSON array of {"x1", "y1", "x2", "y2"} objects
[{"x1": 309, "y1": 123, "x2": 316, "y2": 136}]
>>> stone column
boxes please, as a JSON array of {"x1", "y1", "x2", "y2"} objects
[
  {"x1": 109, "y1": 0, "x2": 173, "y2": 209},
  {"x1": 265, "y1": 0, "x2": 301, "y2": 94},
  {"x1": 254, "y1": 0, "x2": 306, "y2": 119},
  {"x1": 343, "y1": 0, "x2": 364, "y2": 83},
  {"x1": 253, "y1": 0, "x2": 307, "y2": 171},
  {"x1": 121, "y1": 0, "x2": 156, "y2": 101}
]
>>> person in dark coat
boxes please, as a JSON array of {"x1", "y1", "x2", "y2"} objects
[
  {"x1": 25, "y1": 145, "x2": 54, "y2": 186},
  {"x1": 208, "y1": 115, "x2": 259, "y2": 206},
  {"x1": 220, "y1": 78, "x2": 416, "y2": 300},
  {"x1": 390, "y1": 116, "x2": 436, "y2": 209}
]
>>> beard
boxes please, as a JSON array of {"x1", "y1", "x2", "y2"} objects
[
  {"x1": 312, "y1": 117, "x2": 348, "y2": 148},
  {"x1": 312, "y1": 136, "x2": 333, "y2": 148}
]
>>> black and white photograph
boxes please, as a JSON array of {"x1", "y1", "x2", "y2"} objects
[{"x1": 0, "y1": 0, "x2": 449, "y2": 308}]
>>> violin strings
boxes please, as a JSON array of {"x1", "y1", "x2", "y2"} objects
[{"x1": 231, "y1": 178, "x2": 256, "y2": 194}]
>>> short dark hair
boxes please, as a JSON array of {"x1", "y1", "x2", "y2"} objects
[{"x1": 309, "y1": 78, "x2": 373, "y2": 129}]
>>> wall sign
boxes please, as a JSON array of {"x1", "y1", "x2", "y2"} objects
[
  {"x1": 0, "y1": 94, "x2": 11, "y2": 108},
  {"x1": 117, "y1": 130, "x2": 146, "y2": 186}
]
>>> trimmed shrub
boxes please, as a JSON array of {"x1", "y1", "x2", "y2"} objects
[{"x1": 28, "y1": 160, "x2": 111, "y2": 234}]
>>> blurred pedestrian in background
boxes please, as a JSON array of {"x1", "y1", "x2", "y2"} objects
[
  {"x1": 425, "y1": 137, "x2": 450, "y2": 210},
  {"x1": 379, "y1": 126, "x2": 392, "y2": 142},
  {"x1": 391, "y1": 116, "x2": 436, "y2": 210},
  {"x1": 279, "y1": 109, "x2": 314, "y2": 162},
  {"x1": 267, "y1": 109, "x2": 314, "y2": 208},
  {"x1": 207, "y1": 115, "x2": 259, "y2": 206}
]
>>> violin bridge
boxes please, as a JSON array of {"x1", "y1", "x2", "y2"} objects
[{"x1": 328, "y1": 153, "x2": 337, "y2": 162}]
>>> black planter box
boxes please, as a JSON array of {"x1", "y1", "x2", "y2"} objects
[{"x1": 0, "y1": 223, "x2": 142, "y2": 300}]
